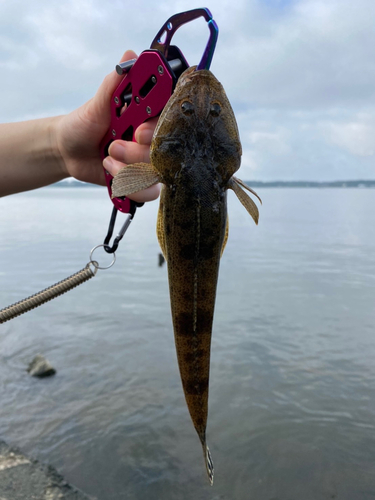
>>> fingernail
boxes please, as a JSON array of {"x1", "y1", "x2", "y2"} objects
[
  {"x1": 103, "y1": 156, "x2": 115, "y2": 175},
  {"x1": 108, "y1": 141, "x2": 127, "y2": 161}
]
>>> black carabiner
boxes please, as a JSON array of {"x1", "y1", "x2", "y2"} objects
[{"x1": 103, "y1": 202, "x2": 138, "y2": 254}]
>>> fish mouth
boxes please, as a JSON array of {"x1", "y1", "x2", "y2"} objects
[{"x1": 178, "y1": 66, "x2": 214, "y2": 85}]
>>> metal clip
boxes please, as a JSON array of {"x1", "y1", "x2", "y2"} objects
[
  {"x1": 103, "y1": 205, "x2": 136, "y2": 254},
  {"x1": 150, "y1": 8, "x2": 219, "y2": 71}
]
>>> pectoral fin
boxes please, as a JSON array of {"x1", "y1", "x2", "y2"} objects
[
  {"x1": 233, "y1": 176, "x2": 262, "y2": 205},
  {"x1": 111, "y1": 163, "x2": 160, "y2": 198},
  {"x1": 228, "y1": 177, "x2": 261, "y2": 225},
  {"x1": 157, "y1": 187, "x2": 167, "y2": 260},
  {"x1": 220, "y1": 216, "x2": 229, "y2": 258}
]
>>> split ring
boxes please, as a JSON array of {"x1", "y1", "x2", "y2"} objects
[{"x1": 90, "y1": 245, "x2": 116, "y2": 270}]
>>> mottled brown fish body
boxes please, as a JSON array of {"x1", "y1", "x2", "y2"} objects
[
  {"x1": 152, "y1": 70, "x2": 238, "y2": 456},
  {"x1": 151, "y1": 69, "x2": 242, "y2": 483},
  {"x1": 111, "y1": 66, "x2": 261, "y2": 484},
  {"x1": 162, "y1": 172, "x2": 227, "y2": 442}
]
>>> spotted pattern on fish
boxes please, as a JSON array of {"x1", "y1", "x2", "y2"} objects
[{"x1": 111, "y1": 66, "x2": 261, "y2": 484}]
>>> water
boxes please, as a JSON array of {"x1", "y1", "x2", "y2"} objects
[{"x1": 0, "y1": 187, "x2": 375, "y2": 500}]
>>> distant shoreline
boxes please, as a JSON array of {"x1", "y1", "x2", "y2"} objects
[
  {"x1": 247, "y1": 180, "x2": 375, "y2": 188},
  {"x1": 53, "y1": 179, "x2": 375, "y2": 189}
]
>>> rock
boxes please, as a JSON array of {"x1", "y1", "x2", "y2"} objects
[
  {"x1": 0, "y1": 450, "x2": 30, "y2": 471},
  {"x1": 27, "y1": 354, "x2": 56, "y2": 378}
]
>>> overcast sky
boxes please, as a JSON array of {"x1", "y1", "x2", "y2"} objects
[{"x1": 1, "y1": 0, "x2": 374, "y2": 181}]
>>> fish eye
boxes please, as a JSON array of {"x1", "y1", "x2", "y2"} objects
[
  {"x1": 181, "y1": 100, "x2": 194, "y2": 115},
  {"x1": 210, "y1": 102, "x2": 221, "y2": 117}
]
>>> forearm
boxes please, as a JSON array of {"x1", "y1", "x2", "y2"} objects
[{"x1": 0, "y1": 117, "x2": 67, "y2": 197}]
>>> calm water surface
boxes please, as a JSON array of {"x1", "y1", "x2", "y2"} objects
[{"x1": 0, "y1": 187, "x2": 375, "y2": 500}]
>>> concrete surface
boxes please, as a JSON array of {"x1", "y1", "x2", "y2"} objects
[{"x1": 0, "y1": 440, "x2": 93, "y2": 500}]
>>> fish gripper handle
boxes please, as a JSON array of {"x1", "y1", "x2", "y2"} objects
[{"x1": 99, "y1": 8, "x2": 218, "y2": 213}]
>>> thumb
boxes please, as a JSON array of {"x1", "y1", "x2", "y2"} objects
[
  {"x1": 99, "y1": 50, "x2": 138, "y2": 105},
  {"x1": 86, "y1": 50, "x2": 138, "y2": 127}
]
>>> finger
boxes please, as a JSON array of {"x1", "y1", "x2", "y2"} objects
[
  {"x1": 127, "y1": 183, "x2": 161, "y2": 203},
  {"x1": 135, "y1": 117, "x2": 159, "y2": 145},
  {"x1": 94, "y1": 50, "x2": 138, "y2": 118},
  {"x1": 119, "y1": 49, "x2": 138, "y2": 64},
  {"x1": 104, "y1": 49, "x2": 137, "y2": 98},
  {"x1": 108, "y1": 140, "x2": 151, "y2": 164},
  {"x1": 103, "y1": 157, "x2": 160, "y2": 202}
]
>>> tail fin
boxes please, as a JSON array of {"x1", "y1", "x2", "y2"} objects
[{"x1": 202, "y1": 442, "x2": 214, "y2": 485}]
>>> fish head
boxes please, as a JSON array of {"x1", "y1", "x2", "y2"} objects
[{"x1": 151, "y1": 66, "x2": 242, "y2": 186}]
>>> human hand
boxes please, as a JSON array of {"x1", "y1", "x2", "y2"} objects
[
  {"x1": 102, "y1": 118, "x2": 161, "y2": 203},
  {"x1": 56, "y1": 50, "x2": 160, "y2": 202}
]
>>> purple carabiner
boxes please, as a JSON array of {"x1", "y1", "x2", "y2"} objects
[{"x1": 150, "y1": 7, "x2": 219, "y2": 70}]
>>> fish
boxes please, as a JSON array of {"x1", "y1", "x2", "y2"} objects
[{"x1": 111, "y1": 66, "x2": 261, "y2": 484}]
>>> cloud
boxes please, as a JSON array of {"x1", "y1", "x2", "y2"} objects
[
  {"x1": 0, "y1": 0, "x2": 374, "y2": 181},
  {"x1": 236, "y1": 106, "x2": 375, "y2": 181},
  {"x1": 217, "y1": 0, "x2": 375, "y2": 109},
  {"x1": 324, "y1": 115, "x2": 375, "y2": 157}
]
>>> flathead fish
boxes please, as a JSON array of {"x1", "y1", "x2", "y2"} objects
[{"x1": 112, "y1": 66, "x2": 261, "y2": 484}]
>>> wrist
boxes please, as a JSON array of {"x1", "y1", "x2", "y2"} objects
[{"x1": 48, "y1": 115, "x2": 69, "y2": 179}]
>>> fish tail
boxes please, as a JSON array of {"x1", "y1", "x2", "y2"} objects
[{"x1": 201, "y1": 440, "x2": 214, "y2": 485}]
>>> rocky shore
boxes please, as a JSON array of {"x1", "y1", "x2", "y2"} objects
[{"x1": 0, "y1": 440, "x2": 93, "y2": 500}]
